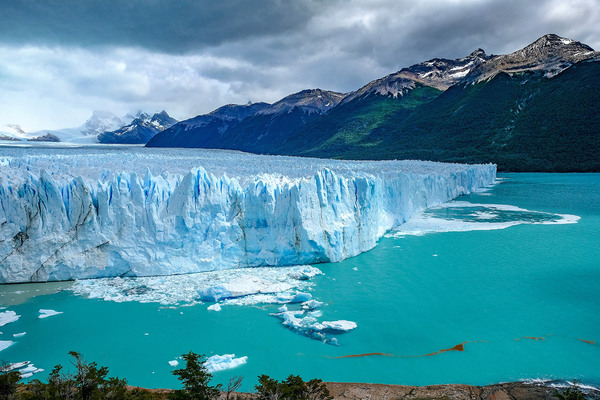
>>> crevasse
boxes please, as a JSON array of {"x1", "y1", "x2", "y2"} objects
[{"x1": 0, "y1": 151, "x2": 495, "y2": 283}]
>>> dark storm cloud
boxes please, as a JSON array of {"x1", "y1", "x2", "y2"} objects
[{"x1": 0, "y1": 0, "x2": 320, "y2": 53}]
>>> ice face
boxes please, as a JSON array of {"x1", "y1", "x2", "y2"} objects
[{"x1": 0, "y1": 147, "x2": 496, "y2": 283}]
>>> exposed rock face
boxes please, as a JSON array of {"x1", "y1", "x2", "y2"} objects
[
  {"x1": 343, "y1": 49, "x2": 492, "y2": 103},
  {"x1": 258, "y1": 88, "x2": 346, "y2": 115},
  {"x1": 464, "y1": 34, "x2": 600, "y2": 83},
  {"x1": 27, "y1": 133, "x2": 61, "y2": 142},
  {"x1": 98, "y1": 111, "x2": 177, "y2": 144},
  {"x1": 324, "y1": 382, "x2": 563, "y2": 400}
]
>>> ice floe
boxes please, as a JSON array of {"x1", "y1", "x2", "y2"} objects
[
  {"x1": 273, "y1": 308, "x2": 357, "y2": 345},
  {"x1": 0, "y1": 340, "x2": 14, "y2": 352},
  {"x1": 19, "y1": 363, "x2": 44, "y2": 378},
  {"x1": 168, "y1": 360, "x2": 179, "y2": 367},
  {"x1": 204, "y1": 354, "x2": 248, "y2": 373},
  {"x1": 0, "y1": 310, "x2": 20, "y2": 326},
  {"x1": 207, "y1": 304, "x2": 221, "y2": 312},
  {"x1": 38, "y1": 309, "x2": 63, "y2": 319},
  {"x1": 12, "y1": 332, "x2": 26, "y2": 338},
  {"x1": 388, "y1": 201, "x2": 580, "y2": 237},
  {"x1": 71, "y1": 265, "x2": 323, "y2": 306}
]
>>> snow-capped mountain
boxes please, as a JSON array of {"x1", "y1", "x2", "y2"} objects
[
  {"x1": 81, "y1": 111, "x2": 128, "y2": 136},
  {"x1": 146, "y1": 89, "x2": 344, "y2": 150},
  {"x1": 463, "y1": 34, "x2": 600, "y2": 83},
  {"x1": 0, "y1": 124, "x2": 28, "y2": 140},
  {"x1": 342, "y1": 49, "x2": 491, "y2": 103},
  {"x1": 258, "y1": 89, "x2": 345, "y2": 115},
  {"x1": 97, "y1": 111, "x2": 177, "y2": 144},
  {"x1": 147, "y1": 102, "x2": 269, "y2": 148}
]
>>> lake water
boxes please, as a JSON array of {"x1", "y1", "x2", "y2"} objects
[{"x1": 1, "y1": 173, "x2": 598, "y2": 392}]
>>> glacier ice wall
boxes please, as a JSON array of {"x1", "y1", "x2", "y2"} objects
[{"x1": 0, "y1": 147, "x2": 496, "y2": 283}]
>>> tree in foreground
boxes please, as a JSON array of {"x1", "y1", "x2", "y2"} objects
[
  {"x1": 0, "y1": 362, "x2": 21, "y2": 400},
  {"x1": 255, "y1": 374, "x2": 331, "y2": 400},
  {"x1": 171, "y1": 352, "x2": 221, "y2": 400}
]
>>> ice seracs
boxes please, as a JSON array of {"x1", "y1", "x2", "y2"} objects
[{"x1": 0, "y1": 147, "x2": 496, "y2": 283}]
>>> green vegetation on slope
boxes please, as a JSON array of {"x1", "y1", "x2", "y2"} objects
[
  {"x1": 282, "y1": 84, "x2": 442, "y2": 156},
  {"x1": 303, "y1": 60, "x2": 600, "y2": 172}
]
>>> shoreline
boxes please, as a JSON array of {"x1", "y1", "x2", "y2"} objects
[{"x1": 126, "y1": 380, "x2": 600, "y2": 400}]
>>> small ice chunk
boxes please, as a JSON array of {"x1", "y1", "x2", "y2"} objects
[
  {"x1": 302, "y1": 300, "x2": 323, "y2": 311},
  {"x1": 207, "y1": 304, "x2": 221, "y2": 312},
  {"x1": 3, "y1": 361, "x2": 29, "y2": 372},
  {"x1": 168, "y1": 360, "x2": 179, "y2": 367},
  {"x1": 38, "y1": 309, "x2": 63, "y2": 319},
  {"x1": 204, "y1": 354, "x2": 248, "y2": 373},
  {"x1": 352, "y1": 267, "x2": 358, "y2": 271},
  {"x1": 13, "y1": 332, "x2": 26, "y2": 338},
  {"x1": 278, "y1": 305, "x2": 288, "y2": 313},
  {"x1": 0, "y1": 311, "x2": 20, "y2": 326},
  {"x1": 288, "y1": 266, "x2": 323, "y2": 280},
  {"x1": 19, "y1": 365, "x2": 38, "y2": 374},
  {"x1": 198, "y1": 285, "x2": 232, "y2": 302},
  {"x1": 277, "y1": 291, "x2": 312, "y2": 303},
  {"x1": 321, "y1": 320, "x2": 357, "y2": 332},
  {"x1": 20, "y1": 373, "x2": 33, "y2": 378},
  {"x1": 0, "y1": 341, "x2": 14, "y2": 352}
]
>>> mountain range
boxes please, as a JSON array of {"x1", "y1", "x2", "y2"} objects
[
  {"x1": 147, "y1": 34, "x2": 600, "y2": 172},
  {"x1": 0, "y1": 110, "x2": 177, "y2": 144}
]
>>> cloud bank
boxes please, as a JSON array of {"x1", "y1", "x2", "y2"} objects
[{"x1": 0, "y1": 0, "x2": 598, "y2": 131}]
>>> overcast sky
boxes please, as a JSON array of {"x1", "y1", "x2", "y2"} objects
[{"x1": 1, "y1": 0, "x2": 599, "y2": 131}]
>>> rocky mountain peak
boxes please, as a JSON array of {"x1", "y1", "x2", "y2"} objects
[
  {"x1": 259, "y1": 88, "x2": 346, "y2": 116},
  {"x1": 463, "y1": 34, "x2": 598, "y2": 83}
]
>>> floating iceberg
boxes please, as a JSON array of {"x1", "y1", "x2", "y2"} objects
[
  {"x1": 0, "y1": 341, "x2": 13, "y2": 352},
  {"x1": 207, "y1": 304, "x2": 221, "y2": 312},
  {"x1": 204, "y1": 354, "x2": 248, "y2": 373},
  {"x1": 38, "y1": 309, "x2": 63, "y2": 319},
  {"x1": 168, "y1": 360, "x2": 179, "y2": 367},
  {"x1": 0, "y1": 311, "x2": 20, "y2": 326},
  {"x1": 13, "y1": 332, "x2": 26, "y2": 337},
  {"x1": 274, "y1": 309, "x2": 357, "y2": 345},
  {"x1": 0, "y1": 147, "x2": 495, "y2": 283}
]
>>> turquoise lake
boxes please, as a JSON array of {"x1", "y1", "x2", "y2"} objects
[{"x1": 1, "y1": 173, "x2": 599, "y2": 391}]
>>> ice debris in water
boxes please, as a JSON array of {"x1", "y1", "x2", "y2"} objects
[
  {"x1": 204, "y1": 354, "x2": 248, "y2": 373},
  {"x1": 19, "y1": 364, "x2": 44, "y2": 378},
  {"x1": 0, "y1": 311, "x2": 20, "y2": 327},
  {"x1": 38, "y1": 309, "x2": 63, "y2": 319},
  {"x1": 71, "y1": 265, "x2": 322, "y2": 306},
  {"x1": 0, "y1": 147, "x2": 496, "y2": 283},
  {"x1": 388, "y1": 201, "x2": 579, "y2": 237},
  {"x1": 12, "y1": 332, "x2": 26, "y2": 338},
  {"x1": 272, "y1": 299, "x2": 356, "y2": 345},
  {"x1": 207, "y1": 304, "x2": 221, "y2": 312},
  {"x1": 168, "y1": 360, "x2": 179, "y2": 367},
  {"x1": 0, "y1": 341, "x2": 14, "y2": 352}
]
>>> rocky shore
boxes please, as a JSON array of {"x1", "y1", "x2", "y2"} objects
[{"x1": 128, "y1": 380, "x2": 600, "y2": 399}]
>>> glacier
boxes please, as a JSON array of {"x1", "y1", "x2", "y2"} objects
[{"x1": 0, "y1": 147, "x2": 496, "y2": 283}]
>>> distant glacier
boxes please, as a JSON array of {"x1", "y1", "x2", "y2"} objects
[{"x1": 0, "y1": 146, "x2": 495, "y2": 283}]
